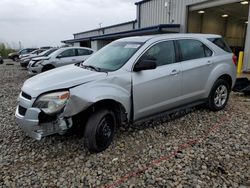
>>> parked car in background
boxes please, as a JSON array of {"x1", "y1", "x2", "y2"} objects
[
  {"x1": 8, "y1": 48, "x2": 37, "y2": 61},
  {"x1": 40, "y1": 46, "x2": 53, "y2": 50},
  {"x1": 0, "y1": 55, "x2": 3, "y2": 64},
  {"x1": 27, "y1": 47, "x2": 94, "y2": 74},
  {"x1": 20, "y1": 49, "x2": 53, "y2": 67},
  {"x1": 21, "y1": 48, "x2": 58, "y2": 68},
  {"x1": 15, "y1": 34, "x2": 236, "y2": 153},
  {"x1": 19, "y1": 49, "x2": 45, "y2": 59}
]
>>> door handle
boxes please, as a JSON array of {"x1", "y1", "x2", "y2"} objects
[
  {"x1": 170, "y1": 69, "x2": 179, "y2": 75},
  {"x1": 207, "y1": 60, "x2": 213, "y2": 65}
]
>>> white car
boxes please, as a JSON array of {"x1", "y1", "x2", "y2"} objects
[
  {"x1": 19, "y1": 49, "x2": 43, "y2": 59},
  {"x1": 20, "y1": 48, "x2": 57, "y2": 68},
  {"x1": 28, "y1": 47, "x2": 95, "y2": 74}
]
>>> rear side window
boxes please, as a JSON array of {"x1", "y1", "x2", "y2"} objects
[
  {"x1": 178, "y1": 39, "x2": 213, "y2": 61},
  {"x1": 77, "y1": 49, "x2": 93, "y2": 56},
  {"x1": 140, "y1": 40, "x2": 176, "y2": 67},
  {"x1": 208, "y1": 38, "x2": 232, "y2": 53}
]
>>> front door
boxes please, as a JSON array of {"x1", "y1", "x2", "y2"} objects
[
  {"x1": 132, "y1": 40, "x2": 182, "y2": 121},
  {"x1": 57, "y1": 49, "x2": 77, "y2": 67}
]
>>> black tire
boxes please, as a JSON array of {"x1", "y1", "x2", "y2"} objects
[
  {"x1": 42, "y1": 65, "x2": 55, "y2": 72},
  {"x1": 84, "y1": 109, "x2": 116, "y2": 153},
  {"x1": 13, "y1": 56, "x2": 18, "y2": 62},
  {"x1": 207, "y1": 79, "x2": 230, "y2": 111}
]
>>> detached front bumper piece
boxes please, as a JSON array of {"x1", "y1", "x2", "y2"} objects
[
  {"x1": 15, "y1": 106, "x2": 73, "y2": 140},
  {"x1": 15, "y1": 91, "x2": 72, "y2": 140},
  {"x1": 15, "y1": 107, "x2": 43, "y2": 140}
]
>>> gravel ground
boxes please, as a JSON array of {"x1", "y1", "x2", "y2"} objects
[{"x1": 0, "y1": 60, "x2": 249, "y2": 188}]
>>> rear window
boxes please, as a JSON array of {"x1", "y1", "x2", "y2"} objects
[{"x1": 208, "y1": 38, "x2": 232, "y2": 53}]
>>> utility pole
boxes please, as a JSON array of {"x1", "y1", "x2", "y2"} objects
[
  {"x1": 164, "y1": 0, "x2": 172, "y2": 24},
  {"x1": 19, "y1": 41, "x2": 22, "y2": 50}
]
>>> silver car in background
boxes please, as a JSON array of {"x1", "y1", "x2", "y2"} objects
[
  {"x1": 27, "y1": 47, "x2": 95, "y2": 74},
  {"x1": 15, "y1": 34, "x2": 236, "y2": 152},
  {"x1": 21, "y1": 48, "x2": 57, "y2": 68}
]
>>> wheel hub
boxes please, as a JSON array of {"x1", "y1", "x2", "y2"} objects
[{"x1": 214, "y1": 85, "x2": 228, "y2": 107}]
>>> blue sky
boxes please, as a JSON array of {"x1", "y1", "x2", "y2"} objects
[{"x1": 0, "y1": 0, "x2": 138, "y2": 48}]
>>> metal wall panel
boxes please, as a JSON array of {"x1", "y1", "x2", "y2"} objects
[
  {"x1": 74, "y1": 31, "x2": 100, "y2": 39},
  {"x1": 104, "y1": 23, "x2": 134, "y2": 34},
  {"x1": 74, "y1": 22, "x2": 135, "y2": 39},
  {"x1": 139, "y1": 0, "x2": 208, "y2": 30}
]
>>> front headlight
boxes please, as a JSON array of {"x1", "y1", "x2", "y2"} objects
[
  {"x1": 32, "y1": 60, "x2": 44, "y2": 67},
  {"x1": 33, "y1": 91, "x2": 70, "y2": 115}
]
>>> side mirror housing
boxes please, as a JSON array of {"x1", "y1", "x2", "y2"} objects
[{"x1": 134, "y1": 59, "x2": 157, "y2": 72}]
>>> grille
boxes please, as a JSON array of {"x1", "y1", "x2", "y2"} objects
[
  {"x1": 21, "y1": 92, "x2": 32, "y2": 100},
  {"x1": 18, "y1": 106, "x2": 27, "y2": 116}
]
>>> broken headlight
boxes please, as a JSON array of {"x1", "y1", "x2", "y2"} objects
[{"x1": 33, "y1": 91, "x2": 69, "y2": 115}]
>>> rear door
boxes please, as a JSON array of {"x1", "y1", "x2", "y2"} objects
[
  {"x1": 56, "y1": 49, "x2": 77, "y2": 67},
  {"x1": 132, "y1": 40, "x2": 182, "y2": 121},
  {"x1": 177, "y1": 39, "x2": 214, "y2": 103}
]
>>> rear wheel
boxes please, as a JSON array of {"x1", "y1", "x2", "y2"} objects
[
  {"x1": 84, "y1": 109, "x2": 116, "y2": 153},
  {"x1": 42, "y1": 64, "x2": 55, "y2": 72},
  {"x1": 207, "y1": 79, "x2": 230, "y2": 111}
]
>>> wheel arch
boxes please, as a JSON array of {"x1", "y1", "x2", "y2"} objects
[
  {"x1": 42, "y1": 64, "x2": 55, "y2": 72},
  {"x1": 217, "y1": 74, "x2": 232, "y2": 89},
  {"x1": 71, "y1": 99, "x2": 128, "y2": 134}
]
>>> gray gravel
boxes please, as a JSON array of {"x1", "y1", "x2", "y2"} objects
[{"x1": 0, "y1": 60, "x2": 249, "y2": 187}]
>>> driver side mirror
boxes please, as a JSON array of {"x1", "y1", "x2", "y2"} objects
[{"x1": 134, "y1": 59, "x2": 157, "y2": 72}]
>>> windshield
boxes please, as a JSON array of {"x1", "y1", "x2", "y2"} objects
[
  {"x1": 43, "y1": 48, "x2": 58, "y2": 56},
  {"x1": 83, "y1": 42, "x2": 143, "y2": 72}
]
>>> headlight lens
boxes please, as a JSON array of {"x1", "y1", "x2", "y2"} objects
[
  {"x1": 33, "y1": 91, "x2": 70, "y2": 115},
  {"x1": 32, "y1": 60, "x2": 44, "y2": 67}
]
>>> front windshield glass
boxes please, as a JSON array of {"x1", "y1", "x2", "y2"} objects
[
  {"x1": 43, "y1": 48, "x2": 58, "y2": 56},
  {"x1": 83, "y1": 42, "x2": 143, "y2": 72}
]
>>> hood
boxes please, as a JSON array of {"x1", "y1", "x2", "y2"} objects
[
  {"x1": 32, "y1": 56, "x2": 50, "y2": 61},
  {"x1": 22, "y1": 65, "x2": 107, "y2": 97},
  {"x1": 8, "y1": 52, "x2": 18, "y2": 56},
  {"x1": 20, "y1": 54, "x2": 29, "y2": 58}
]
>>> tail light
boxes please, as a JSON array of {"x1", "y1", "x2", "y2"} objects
[{"x1": 232, "y1": 54, "x2": 237, "y2": 66}]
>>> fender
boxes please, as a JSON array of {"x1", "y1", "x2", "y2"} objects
[
  {"x1": 63, "y1": 74, "x2": 132, "y2": 119},
  {"x1": 204, "y1": 60, "x2": 236, "y2": 98}
]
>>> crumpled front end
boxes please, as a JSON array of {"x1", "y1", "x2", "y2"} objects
[{"x1": 15, "y1": 91, "x2": 72, "y2": 140}]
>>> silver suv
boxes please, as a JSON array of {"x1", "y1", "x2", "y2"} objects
[{"x1": 15, "y1": 34, "x2": 236, "y2": 152}]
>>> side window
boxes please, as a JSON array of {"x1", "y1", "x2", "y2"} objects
[
  {"x1": 178, "y1": 39, "x2": 212, "y2": 61},
  {"x1": 20, "y1": 49, "x2": 28, "y2": 54},
  {"x1": 59, "y1": 49, "x2": 75, "y2": 58},
  {"x1": 208, "y1": 38, "x2": 232, "y2": 53},
  {"x1": 77, "y1": 49, "x2": 93, "y2": 56},
  {"x1": 140, "y1": 41, "x2": 176, "y2": 67}
]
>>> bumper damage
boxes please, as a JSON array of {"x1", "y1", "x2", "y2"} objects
[{"x1": 15, "y1": 106, "x2": 72, "y2": 140}]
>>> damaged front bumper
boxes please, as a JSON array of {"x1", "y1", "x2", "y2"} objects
[{"x1": 15, "y1": 93, "x2": 72, "y2": 140}]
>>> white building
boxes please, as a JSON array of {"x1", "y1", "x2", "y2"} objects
[{"x1": 62, "y1": 0, "x2": 250, "y2": 70}]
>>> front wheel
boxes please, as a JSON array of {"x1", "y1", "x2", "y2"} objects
[
  {"x1": 42, "y1": 65, "x2": 55, "y2": 72},
  {"x1": 84, "y1": 109, "x2": 116, "y2": 153},
  {"x1": 207, "y1": 79, "x2": 230, "y2": 111},
  {"x1": 13, "y1": 57, "x2": 18, "y2": 62}
]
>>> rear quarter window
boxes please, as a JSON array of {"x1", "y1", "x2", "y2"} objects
[
  {"x1": 208, "y1": 38, "x2": 232, "y2": 53},
  {"x1": 178, "y1": 39, "x2": 213, "y2": 61}
]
